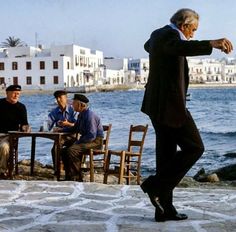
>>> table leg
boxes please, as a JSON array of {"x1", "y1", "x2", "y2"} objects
[
  {"x1": 14, "y1": 138, "x2": 19, "y2": 175},
  {"x1": 30, "y1": 136, "x2": 36, "y2": 175},
  {"x1": 8, "y1": 135, "x2": 15, "y2": 179},
  {"x1": 56, "y1": 135, "x2": 61, "y2": 181}
]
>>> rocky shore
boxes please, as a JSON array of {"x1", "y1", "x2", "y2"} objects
[{"x1": 10, "y1": 159, "x2": 236, "y2": 190}]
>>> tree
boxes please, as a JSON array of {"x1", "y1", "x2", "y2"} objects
[{"x1": 1, "y1": 36, "x2": 27, "y2": 47}]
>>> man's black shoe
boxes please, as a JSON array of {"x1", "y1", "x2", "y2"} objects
[
  {"x1": 74, "y1": 172, "x2": 84, "y2": 182},
  {"x1": 140, "y1": 180, "x2": 164, "y2": 214},
  {"x1": 0, "y1": 173, "x2": 8, "y2": 180},
  {"x1": 165, "y1": 213, "x2": 188, "y2": 221},
  {"x1": 155, "y1": 209, "x2": 188, "y2": 222},
  {"x1": 65, "y1": 175, "x2": 72, "y2": 181}
]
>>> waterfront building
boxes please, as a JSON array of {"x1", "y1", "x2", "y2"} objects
[
  {"x1": 223, "y1": 60, "x2": 236, "y2": 84},
  {"x1": 1, "y1": 43, "x2": 236, "y2": 91},
  {"x1": 126, "y1": 57, "x2": 236, "y2": 85},
  {"x1": 128, "y1": 58, "x2": 149, "y2": 84},
  {"x1": 103, "y1": 57, "x2": 135, "y2": 85},
  {"x1": 188, "y1": 58, "x2": 236, "y2": 84},
  {"x1": 0, "y1": 44, "x2": 104, "y2": 90}
]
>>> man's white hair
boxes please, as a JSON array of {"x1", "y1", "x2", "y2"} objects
[{"x1": 170, "y1": 8, "x2": 199, "y2": 28}]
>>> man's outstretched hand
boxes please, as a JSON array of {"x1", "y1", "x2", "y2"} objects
[{"x1": 210, "y1": 38, "x2": 233, "y2": 54}]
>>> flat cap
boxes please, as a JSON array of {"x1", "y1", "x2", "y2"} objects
[
  {"x1": 53, "y1": 90, "x2": 67, "y2": 98},
  {"x1": 6, "y1": 85, "x2": 21, "y2": 91},
  {"x1": 73, "y1": 94, "x2": 89, "y2": 103}
]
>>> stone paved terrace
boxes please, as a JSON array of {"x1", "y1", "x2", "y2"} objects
[{"x1": 0, "y1": 181, "x2": 235, "y2": 232}]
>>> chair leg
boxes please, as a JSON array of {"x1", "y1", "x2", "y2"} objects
[
  {"x1": 137, "y1": 156, "x2": 141, "y2": 185},
  {"x1": 89, "y1": 149, "x2": 94, "y2": 182},
  {"x1": 103, "y1": 151, "x2": 111, "y2": 184},
  {"x1": 118, "y1": 151, "x2": 125, "y2": 184},
  {"x1": 126, "y1": 155, "x2": 130, "y2": 185},
  {"x1": 103, "y1": 150, "x2": 108, "y2": 172}
]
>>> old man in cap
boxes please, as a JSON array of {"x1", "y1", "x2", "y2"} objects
[
  {"x1": 60, "y1": 93, "x2": 104, "y2": 181},
  {"x1": 0, "y1": 85, "x2": 29, "y2": 179},
  {"x1": 48, "y1": 90, "x2": 78, "y2": 172},
  {"x1": 48, "y1": 90, "x2": 77, "y2": 131}
]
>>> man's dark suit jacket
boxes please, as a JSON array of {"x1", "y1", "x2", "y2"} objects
[{"x1": 141, "y1": 25, "x2": 213, "y2": 128}]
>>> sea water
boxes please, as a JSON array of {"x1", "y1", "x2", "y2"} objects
[{"x1": 5, "y1": 87, "x2": 236, "y2": 177}]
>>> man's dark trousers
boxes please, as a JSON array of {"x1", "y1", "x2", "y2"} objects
[{"x1": 150, "y1": 110, "x2": 204, "y2": 208}]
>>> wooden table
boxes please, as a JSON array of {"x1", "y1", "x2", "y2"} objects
[{"x1": 8, "y1": 131, "x2": 70, "y2": 181}]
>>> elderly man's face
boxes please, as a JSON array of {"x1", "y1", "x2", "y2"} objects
[
  {"x1": 6, "y1": 90, "x2": 21, "y2": 104},
  {"x1": 180, "y1": 22, "x2": 198, "y2": 40},
  {"x1": 56, "y1": 95, "x2": 67, "y2": 108},
  {"x1": 72, "y1": 100, "x2": 83, "y2": 112}
]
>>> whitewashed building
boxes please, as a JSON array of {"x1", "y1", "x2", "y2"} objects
[
  {"x1": 103, "y1": 58, "x2": 135, "y2": 85},
  {"x1": 188, "y1": 58, "x2": 236, "y2": 84},
  {"x1": 0, "y1": 44, "x2": 104, "y2": 90},
  {"x1": 128, "y1": 58, "x2": 149, "y2": 84},
  {"x1": 2, "y1": 43, "x2": 236, "y2": 90},
  {"x1": 223, "y1": 62, "x2": 236, "y2": 83},
  {"x1": 131, "y1": 57, "x2": 236, "y2": 85}
]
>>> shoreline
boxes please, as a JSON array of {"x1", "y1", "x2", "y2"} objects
[
  {"x1": 11, "y1": 159, "x2": 236, "y2": 189},
  {"x1": 189, "y1": 83, "x2": 236, "y2": 88},
  {"x1": 0, "y1": 83, "x2": 236, "y2": 95}
]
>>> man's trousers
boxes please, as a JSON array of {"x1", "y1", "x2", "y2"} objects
[{"x1": 150, "y1": 110, "x2": 204, "y2": 208}]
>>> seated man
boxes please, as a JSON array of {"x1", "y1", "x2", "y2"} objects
[
  {"x1": 0, "y1": 85, "x2": 29, "y2": 179},
  {"x1": 60, "y1": 94, "x2": 104, "y2": 181},
  {"x1": 48, "y1": 90, "x2": 78, "y2": 171},
  {"x1": 48, "y1": 90, "x2": 77, "y2": 131}
]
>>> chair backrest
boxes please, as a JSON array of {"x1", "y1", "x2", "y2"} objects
[
  {"x1": 128, "y1": 124, "x2": 148, "y2": 154},
  {"x1": 102, "y1": 124, "x2": 112, "y2": 150}
]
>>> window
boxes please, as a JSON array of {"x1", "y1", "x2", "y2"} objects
[
  {"x1": 80, "y1": 57, "x2": 84, "y2": 66},
  {"x1": 40, "y1": 76, "x2": 45, "y2": 84},
  {"x1": 0, "y1": 77, "x2": 5, "y2": 85},
  {"x1": 67, "y1": 61, "x2": 70, "y2": 69},
  {"x1": 26, "y1": 76, "x2": 32, "y2": 85},
  {"x1": 80, "y1": 49, "x2": 85, "y2": 55},
  {"x1": 12, "y1": 62, "x2": 18, "y2": 70},
  {"x1": 53, "y1": 76, "x2": 59, "y2": 84},
  {"x1": 75, "y1": 55, "x2": 79, "y2": 66},
  {"x1": 53, "y1": 61, "x2": 58, "y2": 69},
  {"x1": 40, "y1": 61, "x2": 45, "y2": 69},
  {"x1": 0, "y1": 63, "x2": 4, "y2": 70},
  {"x1": 26, "y1": 61, "x2": 31, "y2": 70},
  {"x1": 13, "y1": 76, "x2": 18, "y2": 85}
]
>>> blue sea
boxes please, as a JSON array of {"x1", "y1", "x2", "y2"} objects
[{"x1": 2, "y1": 87, "x2": 236, "y2": 177}]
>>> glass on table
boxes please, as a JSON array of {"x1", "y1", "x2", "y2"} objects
[{"x1": 21, "y1": 125, "x2": 31, "y2": 132}]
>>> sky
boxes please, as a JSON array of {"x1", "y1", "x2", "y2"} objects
[{"x1": 1, "y1": 0, "x2": 236, "y2": 59}]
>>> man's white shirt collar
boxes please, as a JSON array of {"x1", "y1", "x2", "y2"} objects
[{"x1": 169, "y1": 23, "x2": 187, "y2": 41}]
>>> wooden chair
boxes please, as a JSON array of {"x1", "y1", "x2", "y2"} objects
[
  {"x1": 104, "y1": 124, "x2": 148, "y2": 185},
  {"x1": 81, "y1": 124, "x2": 112, "y2": 182}
]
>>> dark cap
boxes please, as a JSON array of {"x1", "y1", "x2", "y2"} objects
[
  {"x1": 6, "y1": 85, "x2": 21, "y2": 91},
  {"x1": 73, "y1": 94, "x2": 89, "y2": 103},
  {"x1": 53, "y1": 90, "x2": 67, "y2": 98}
]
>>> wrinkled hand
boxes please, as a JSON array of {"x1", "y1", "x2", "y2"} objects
[
  {"x1": 58, "y1": 120, "x2": 69, "y2": 127},
  {"x1": 58, "y1": 120, "x2": 74, "y2": 127},
  {"x1": 53, "y1": 127, "x2": 63, "y2": 132},
  {"x1": 210, "y1": 38, "x2": 233, "y2": 54}
]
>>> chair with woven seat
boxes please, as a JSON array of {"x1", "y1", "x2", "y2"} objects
[
  {"x1": 103, "y1": 124, "x2": 148, "y2": 185},
  {"x1": 81, "y1": 124, "x2": 112, "y2": 182}
]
